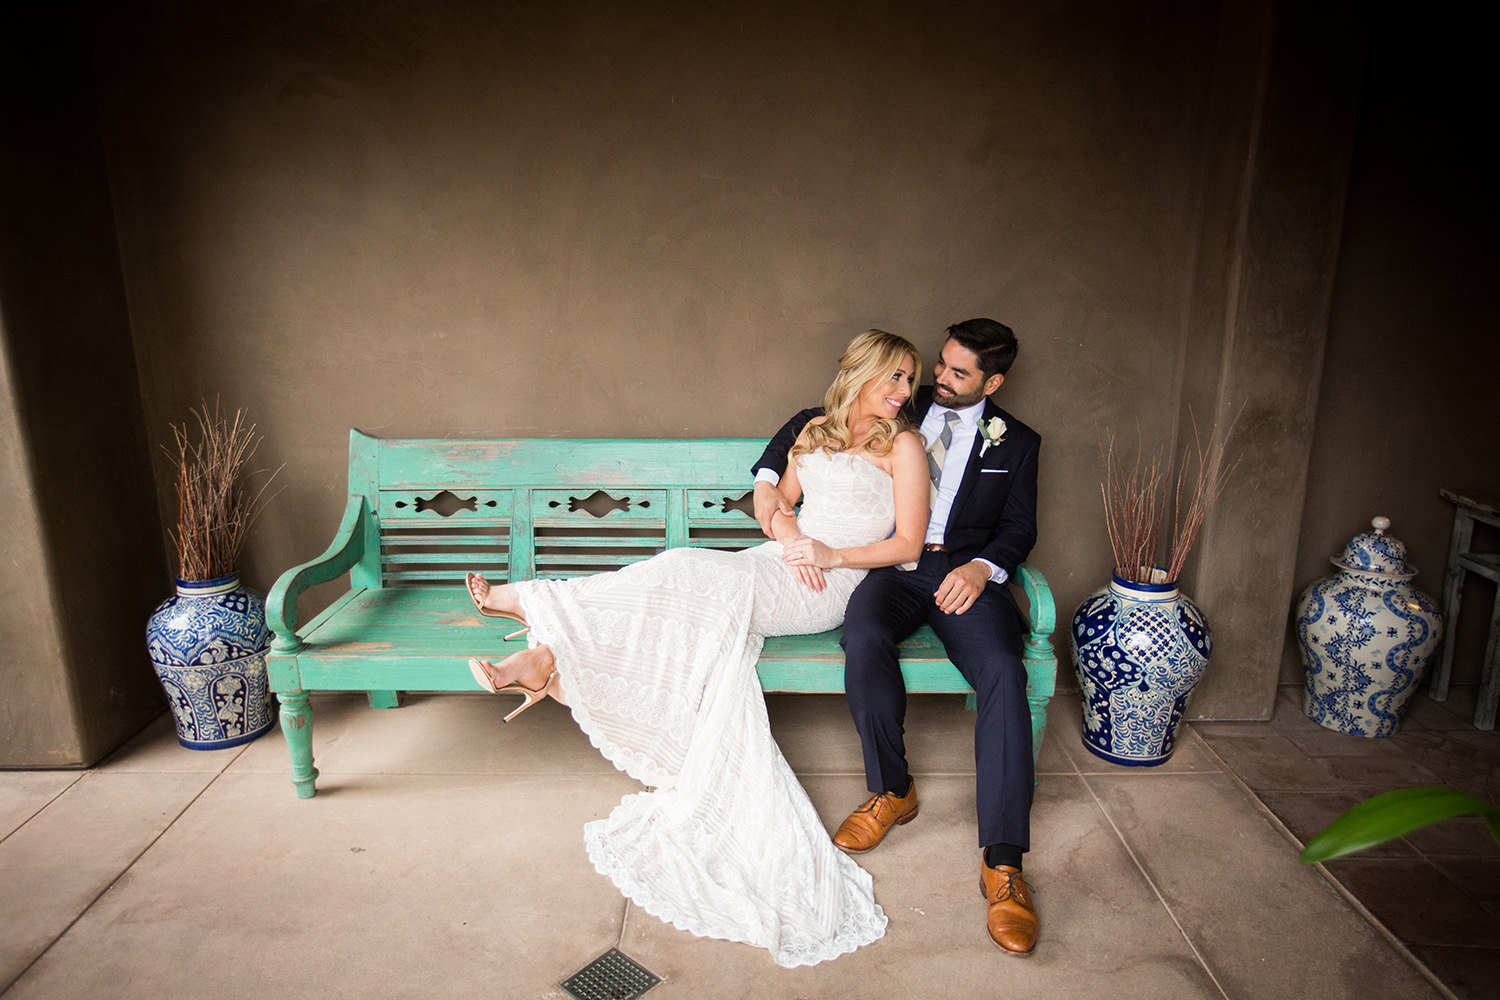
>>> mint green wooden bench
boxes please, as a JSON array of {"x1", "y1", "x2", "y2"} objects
[{"x1": 266, "y1": 431, "x2": 1058, "y2": 798}]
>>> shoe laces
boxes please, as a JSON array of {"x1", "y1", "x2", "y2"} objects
[
  {"x1": 857, "y1": 787, "x2": 906, "y2": 819},
  {"x1": 987, "y1": 867, "x2": 1035, "y2": 904}
]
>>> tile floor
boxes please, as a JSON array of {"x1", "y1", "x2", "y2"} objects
[
  {"x1": 1, "y1": 684, "x2": 1491, "y2": 999},
  {"x1": 1195, "y1": 684, "x2": 1500, "y2": 1000}
]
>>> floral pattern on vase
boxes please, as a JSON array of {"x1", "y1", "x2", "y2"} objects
[
  {"x1": 1070, "y1": 573, "x2": 1212, "y2": 766},
  {"x1": 1298, "y1": 517, "x2": 1443, "y2": 738},
  {"x1": 146, "y1": 573, "x2": 275, "y2": 749}
]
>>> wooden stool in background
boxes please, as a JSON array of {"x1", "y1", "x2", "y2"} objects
[{"x1": 1429, "y1": 488, "x2": 1500, "y2": 729}]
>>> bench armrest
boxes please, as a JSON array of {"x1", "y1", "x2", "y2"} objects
[
  {"x1": 1013, "y1": 561, "x2": 1056, "y2": 636},
  {"x1": 267, "y1": 494, "x2": 369, "y2": 652},
  {"x1": 1013, "y1": 561, "x2": 1058, "y2": 707}
]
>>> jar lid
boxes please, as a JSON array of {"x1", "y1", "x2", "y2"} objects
[{"x1": 1330, "y1": 516, "x2": 1416, "y2": 579}]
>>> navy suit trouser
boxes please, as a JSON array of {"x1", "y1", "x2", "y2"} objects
[{"x1": 839, "y1": 549, "x2": 1034, "y2": 850}]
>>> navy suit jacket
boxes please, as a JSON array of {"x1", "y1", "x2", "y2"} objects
[{"x1": 751, "y1": 386, "x2": 1040, "y2": 576}]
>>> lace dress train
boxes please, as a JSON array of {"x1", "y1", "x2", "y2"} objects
[{"x1": 512, "y1": 451, "x2": 897, "y2": 967}]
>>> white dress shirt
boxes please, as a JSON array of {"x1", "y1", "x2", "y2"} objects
[{"x1": 919, "y1": 401, "x2": 1008, "y2": 585}]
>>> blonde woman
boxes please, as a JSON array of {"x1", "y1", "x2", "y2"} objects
[{"x1": 463, "y1": 330, "x2": 928, "y2": 967}]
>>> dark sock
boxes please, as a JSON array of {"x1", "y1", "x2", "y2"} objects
[
  {"x1": 881, "y1": 776, "x2": 913, "y2": 797},
  {"x1": 984, "y1": 842, "x2": 1024, "y2": 870}
]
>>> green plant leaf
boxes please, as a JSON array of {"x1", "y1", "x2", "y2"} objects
[{"x1": 1299, "y1": 786, "x2": 1500, "y2": 864}]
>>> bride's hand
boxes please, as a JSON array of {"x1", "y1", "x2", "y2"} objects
[
  {"x1": 783, "y1": 535, "x2": 837, "y2": 570},
  {"x1": 782, "y1": 535, "x2": 833, "y2": 591},
  {"x1": 793, "y1": 564, "x2": 826, "y2": 593}
]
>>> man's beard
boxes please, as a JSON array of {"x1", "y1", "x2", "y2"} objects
[{"x1": 932, "y1": 382, "x2": 987, "y2": 409}]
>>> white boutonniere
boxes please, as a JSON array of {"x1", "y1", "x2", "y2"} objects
[{"x1": 979, "y1": 416, "x2": 1007, "y2": 456}]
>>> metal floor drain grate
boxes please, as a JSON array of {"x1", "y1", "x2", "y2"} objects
[{"x1": 559, "y1": 948, "x2": 660, "y2": 1000}]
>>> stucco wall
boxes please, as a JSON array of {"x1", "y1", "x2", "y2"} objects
[
  {"x1": 91, "y1": 0, "x2": 1226, "y2": 638},
  {"x1": 1285, "y1": 12, "x2": 1500, "y2": 688},
  {"x1": 1, "y1": 4, "x2": 169, "y2": 766},
  {"x1": 19, "y1": 0, "x2": 1486, "y2": 761}
]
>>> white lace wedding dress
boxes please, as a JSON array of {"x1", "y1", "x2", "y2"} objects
[{"x1": 513, "y1": 449, "x2": 896, "y2": 967}]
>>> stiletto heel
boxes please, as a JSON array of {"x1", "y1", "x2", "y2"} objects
[
  {"x1": 468, "y1": 658, "x2": 557, "y2": 722},
  {"x1": 464, "y1": 572, "x2": 530, "y2": 638}
]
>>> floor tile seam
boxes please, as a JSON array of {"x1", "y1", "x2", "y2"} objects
[
  {"x1": 616, "y1": 897, "x2": 632, "y2": 957},
  {"x1": 1413, "y1": 849, "x2": 1500, "y2": 860},
  {"x1": 0, "y1": 772, "x2": 87, "y2": 848},
  {"x1": 0, "y1": 767, "x2": 229, "y2": 998},
  {"x1": 1074, "y1": 772, "x2": 1231, "y2": 1000},
  {"x1": 1295, "y1": 868, "x2": 1465, "y2": 1000},
  {"x1": 1068, "y1": 767, "x2": 1217, "y2": 776},
  {"x1": 1331, "y1": 854, "x2": 1500, "y2": 926},
  {"x1": 794, "y1": 769, "x2": 973, "y2": 777},
  {"x1": 70, "y1": 768, "x2": 239, "y2": 776},
  {"x1": 1192, "y1": 733, "x2": 1464, "y2": 1000}
]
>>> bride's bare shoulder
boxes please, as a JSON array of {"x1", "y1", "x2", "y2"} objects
[{"x1": 892, "y1": 429, "x2": 925, "y2": 456}]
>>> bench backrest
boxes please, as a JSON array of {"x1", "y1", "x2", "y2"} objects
[{"x1": 349, "y1": 430, "x2": 776, "y2": 588}]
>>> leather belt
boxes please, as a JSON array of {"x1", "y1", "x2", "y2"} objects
[{"x1": 923, "y1": 543, "x2": 948, "y2": 552}]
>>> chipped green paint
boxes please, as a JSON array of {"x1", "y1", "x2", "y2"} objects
[{"x1": 266, "y1": 430, "x2": 1058, "y2": 798}]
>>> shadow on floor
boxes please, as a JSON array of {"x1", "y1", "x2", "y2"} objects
[
  {"x1": 1, "y1": 684, "x2": 1491, "y2": 998},
  {"x1": 1193, "y1": 684, "x2": 1500, "y2": 1000}
]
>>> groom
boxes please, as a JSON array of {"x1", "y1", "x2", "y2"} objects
[{"x1": 751, "y1": 318, "x2": 1041, "y2": 955}]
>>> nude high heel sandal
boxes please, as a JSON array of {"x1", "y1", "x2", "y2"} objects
[
  {"x1": 468, "y1": 658, "x2": 558, "y2": 723},
  {"x1": 464, "y1": 572, "x2": 530, "y2": 641}
]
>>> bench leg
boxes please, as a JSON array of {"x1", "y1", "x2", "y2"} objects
[
  {"x1": 1024, "y1": 633, "x2": 1057, "y2": 775},
  {"x1": 367, "y1": 690, "x2": 400, "y2": 709},
  {"x1": 1028, "y1": 695, "x2": 1050, "y2": 772},
  {"x1": 279, "y1": 690, "x2": 319, "y2": 799}
]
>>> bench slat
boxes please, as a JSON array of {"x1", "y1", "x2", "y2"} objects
[
  {"x1": 381, "y1": 552, "x2": 511, "y2": 566},
  {"x1": 381, "y1": 532, "x2": 512, "y2": 545},
  {"x1": 374, "y1": 438, "x2": 770, "y2": 488},
  {"x1": 294, "y1": 587, "x2": 973, "y2": 665}
]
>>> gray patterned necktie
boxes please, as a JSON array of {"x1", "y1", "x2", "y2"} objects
[{"x1": 927, "y1": 411, "x2": 962, "y2": 505}]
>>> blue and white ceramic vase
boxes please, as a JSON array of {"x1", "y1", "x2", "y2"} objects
[
  {"x1": 1297, "y1": 517, "x2": 1442, "y2": 738},
  {"x1": 1070, "y1": 571, "x2": 1213, "y2": 765},
  {"x1": 146, "y1": 573, "x2": 275, "y2": 750}
]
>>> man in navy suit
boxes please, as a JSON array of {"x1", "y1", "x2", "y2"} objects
[{"x1": 751, "y1": 318, "x2": 1041, "y2": 955}]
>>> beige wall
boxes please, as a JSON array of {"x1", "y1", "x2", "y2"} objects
[
  {"x1": 90, "y1": 0, "x2": 1229, "y2": 590},
  {"x1": 4, "y1": 0, "x2": 1489, "y2": 761},
  {"x1": 87, "y1": 0, "x2": 1356, "y2": 715},
  {"x1": 90, "y1": 0, "x2": 1227, "y2": 629},
  {"x1": 1, "y1": 4, "x2": 169, "y2": 766},
  {"x1": 1285, "y1": 11, "x2": 1500, "y2": 688}
]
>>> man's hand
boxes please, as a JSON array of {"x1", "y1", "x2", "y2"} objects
[
  {"x1": 934, "y1": 560, "x2": 991, "y2": 615},
  {"x1": 754, "y1": 481, "x2": 795, "y2": 538}
]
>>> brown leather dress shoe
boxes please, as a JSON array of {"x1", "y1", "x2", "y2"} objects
[
  {"x1": 980, "y1": 862, "x2": 1038, "y2": 955},
  {"x1": 832, "y1": 779, "x2": 919, "y2": 854}
]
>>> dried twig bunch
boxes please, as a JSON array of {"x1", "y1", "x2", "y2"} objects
[
  {"x1": 169, "y1": 402, "x2": 281, "y2": 581},
  {"x1": 1099, "y1": 416, "x2": 1239, "y2": 585}
]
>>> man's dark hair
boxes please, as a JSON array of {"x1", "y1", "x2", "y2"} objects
[{"x1": 945, "y1": 318, "x2": 1019, "y2": 378}]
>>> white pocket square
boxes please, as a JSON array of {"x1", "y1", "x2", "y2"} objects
[{"x1": 980, "y1": 468, "x2": 1008, "y2": 474}]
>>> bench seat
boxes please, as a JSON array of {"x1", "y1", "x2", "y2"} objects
[{"x1": 267, "y1": 431, "x2": 1057, "y2": 798}]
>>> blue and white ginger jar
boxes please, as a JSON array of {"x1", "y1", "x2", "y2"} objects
[
  {"x1": 1297, "y1": 517, "x2": 1442, "y2": 738},
  {"x1": 146, "y1": 573, "x2": 275, "y2": 749},
  {"x1": 1071, "y1": 571, "x2": 1212, "y2": 766}
]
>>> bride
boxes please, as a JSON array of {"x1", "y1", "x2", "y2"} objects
[{"x1": 464, "y1": 329, "x2": 929, "y2": 967}]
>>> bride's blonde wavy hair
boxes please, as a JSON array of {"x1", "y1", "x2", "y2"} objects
[{"x1": 791, "y1": 329, "x2": 922, "y2": 461}]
